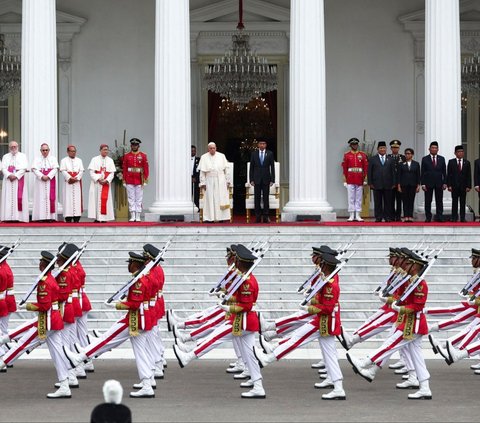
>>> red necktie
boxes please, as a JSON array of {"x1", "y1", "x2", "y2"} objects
[
  {"x1": 432, "y1": 156, "x2": 436, "y2": 167},
  {"x1": 458, "y1": 159, "x2": 462, "y2": 172}
]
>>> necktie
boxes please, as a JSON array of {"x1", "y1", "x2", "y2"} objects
[
  {"x1": 458, "y1": 159, "x2": 462, "y2": 172},
  {"x1": 432, "y1": 156, "x2": 436, "y2": 167},
  {"x1": 380, "y1": 155, "x2": 385, "y2": 165},
  {"x1": 260, "y1": 151, "x2": 264, "y2": 165},
  {"x1": 408, "y1": 162, "x2": 410, "y2": 170}
]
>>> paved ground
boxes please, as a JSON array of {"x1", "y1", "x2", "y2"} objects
[{"x1": 0, "y1": 359, "x2": 477, "y2": 422}]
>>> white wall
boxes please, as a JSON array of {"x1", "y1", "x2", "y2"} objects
[{"x1": 57, "y1": 0, "x2": 425, "y2": 213}]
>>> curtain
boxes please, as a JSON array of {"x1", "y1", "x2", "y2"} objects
[{"x1": 208, "y1": 91, "x2": 223, "y2": 142}]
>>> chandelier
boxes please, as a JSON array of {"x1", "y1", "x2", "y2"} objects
[
  {"x1": 0, "y1": 34, "x2": 20, "y2": 101},
  {"x1": 203, "y1": 0, "x2": 277, "y2": 107},
  {"x1": 461, "y1": 53, "x2": 480, "y2": 94}
]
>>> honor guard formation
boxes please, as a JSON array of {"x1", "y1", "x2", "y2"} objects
[{"x1": 1, "y1": 238, "x2": 480, "y2": 401}]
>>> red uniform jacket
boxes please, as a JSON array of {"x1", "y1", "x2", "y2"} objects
[
  {"x1": 342, "y1": 150, "x2": 368, "y2": 185},
  {"x1": 72, "y1": 261, "x2": 92, "y2": 313},
  {"x1": 117, "y1": 273, "x2": 150, "y2": 333},
  {"x1": 0, "y1": 264, "x2": 8, "y2": 317},
  {"x1": 308, "y1": 274, "x2": 341, "y2": 336},
  {"x1": 70, "y1": 265, "x2": 83, "y2": 318},
  {"x1": 2, "y1": 262, "x2": 16, "y2": 313},
  {"x1": 152, "y1": 265, "x2": 165, "y2": 320},
  {"x1": 56, "y1": 267, "x2": 75, "y2": 324},
  {"x1": 122, "y1": 151, "x2": 149, "y2": 185},
  {"x1": 228, "y1": 274, "x2": 259, "y2": 333},
  {"x1": 27, "y1": 272, "x2": 64, "y2": 331},
  {"x1": 395, "y1": 277, "x2": 428, "y2": 337}
]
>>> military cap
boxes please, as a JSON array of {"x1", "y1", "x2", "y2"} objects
[
  {"x1": 377, "y1": 141, "x2": 387, "y2": 148},
  {"x1": 322, "y1": 253, "x2": 341, "y2": 267},
  {"x1": 127, "y1": 252, "x2": 147, "y2": 263},
  {"x1": 40, "y1": 251, "x2": 55, "y2": 263},
  {"x1": 388, "y1": 247, "x2": 398, "y2": 256},
  {"x1": 390, "y1": 140, "x2": 401, "y2": 147},
  {"x1": 312, "y1": 245, "x2": 339, "y2": 257},
  {"x1": 348, "y1": 137, "x2": 360, "y2": 145},
  {"x1": 130, "y1": 138, "x2": 142, "y2": 144},
  {"x1": 57, "y1": 242, "x2": 67, "y2": 251},
  {"x1": 399, "y1": 247, "x2": 413, "y2": 258},
  {"x1": 235, "y1": 244, "x2": 257, "y2": 263},
  {"x1": 0, "y1": 245, "x2": 9, "y2": 258},
  {"x1": 58, "y1": 243, "x2": 78, "y2": 260},
  {"x1": 143, "y1": 243, "x2": 163, "y2": 261},
  {"x1": 470, "y1": 248, "x2": 480, "y2": 258},
  {"x1": 408, "y1": 252, "x2": 428, "y2": 267},
  {"x1": 226, "y1": 244, "x2": 238, "y2": 254}
]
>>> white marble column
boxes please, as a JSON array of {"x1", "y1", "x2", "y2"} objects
[
  {"x1": 22, "y1": 0, "x2": 58, "y2": 161},
  {"x1": 425, "y1": 0, "x2": 460, "y2": 157},
  {"x1": 281, "y1": 0, "x2": 334, "y2": 221},
  {"x1": 147, "y1": 0, "x2": 195, "y2": 220}
]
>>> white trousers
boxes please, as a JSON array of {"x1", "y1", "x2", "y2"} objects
[
  {"x1": 126, "y1": 184, "x2": 143, "y2": 213},
  {"x1": 76, "y1": 313, "x2": 89, "y2": 348},
  {"x1": 147, "y1": 325, "x2": 163, "y2": 366},
  {"x1": 0, "y1": 315, "x2": 9, "y2": 355},
  {"x1": 369, "y1": 331, "x2": 430, "y2": 382},
  {"x1": 62, "y1": 322, "x2": 78, "y2": 350},
  {"x1": 232, "y1": 331, "x2": 262, "y2": 382},
  {"x1": 347, "y1": 184, "x2": 363, "y2": 212}
]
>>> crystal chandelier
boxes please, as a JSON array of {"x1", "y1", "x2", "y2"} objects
[
  {"x1": 462, "y1": 53, "x2": 480, "y2": 94},
  {"x1": 203, "y1": 0, "x2": 277, "y2": 107}
]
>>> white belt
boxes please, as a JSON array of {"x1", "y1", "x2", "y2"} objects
[
  {"x1": 157, "y1": 292, "x2": 163, "y2": 299},
  {"x1": 51, "y1": 304, "x2": 59, "y2": 311},
  {"x1": 67, "y1": 296, "x2": 72, "y2": 304},
  {"x1": 6, "y1": 289, "x2": 14, "y2": 295},
  {"x1": 143, "y1": 302, "x2": 149, "y2": 311},
  {"x1": 72, "y1": 292, "x2": 79, "y2": 298},
  {"x1": 0, "y1": 293, "x2": 5, "y2": 300},
  {"x1": 149, "y1": 300, "x2": 156, "y2": 307},
  {"x1": 347, "y1": 167, "x2": 363, "y2": 173}
]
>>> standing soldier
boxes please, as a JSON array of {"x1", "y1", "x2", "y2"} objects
[
  {"x1": 31, "y1": 143, "x2": 59, "y2": 222},
  {"x1": 122, "y1": 138, "x2": 149, "y2": 222},
  {"x1": 341, "y1": 138, "x2": 368, "y2": 222},
  {"x1": 60, "y1": 145, "x2": 84, "y2": 223},
  {"x1": 387, "y1": 140, "x2": 405, "y2": 222}
]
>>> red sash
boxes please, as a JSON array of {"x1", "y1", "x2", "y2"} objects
[
  {"x1": 40, "y1": 169, "x2": 56, "y2": 213},
  {"x1": 68, "y1": 171, "x2": 83, "y2": 212},
  {"x1": 95, "y1": 169, "x2": 111, "y2": 215},
  {"x1": 7, "y1": 165, "x2": 24, "y2": 211}
]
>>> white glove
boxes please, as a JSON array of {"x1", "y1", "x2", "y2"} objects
[
  {"x1": 343, "y1": 182, "x2": 348, "y2": 188},
  {"x1": 363, "y1": 180, "x2": 368, "y2": 185},
  {"x1": 458, "y1": 292, "x2": 469, "y2": 299},
  {"x1": 468, "y1": 298, "x2": 476, "y2": 306},
  {"x1": 17, "y1": 302, "x2": 27, "y2": 310},
  {"x1": 208, "y1": 290, "x2": 217, "y2": 297},
  {"x1": 378, "y1": 295, "x2": 388, "y2": 304},
  {"x1": 373, "y1": 290, "x2": 380, "y2": 297},
  {"x1": 299, "y1": 304, "x2": 309, "y2": 311},
  {"x1": 391, "y1": 303, "x2": 401, "y2": 313},
  {"x1": 104, "y1": 300, "x2": 116, "y2": 309},
  {"x1": 217, "y1": 302, "x2": 230, "y2": 312}
]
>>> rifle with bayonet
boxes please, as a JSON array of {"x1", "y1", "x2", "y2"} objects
[
  {"x1": 107, "y1": 237, "x2": 172, "y2": 303},
  {"x1": 0, "y1": 238, "x2": 20, "y2": 264}
]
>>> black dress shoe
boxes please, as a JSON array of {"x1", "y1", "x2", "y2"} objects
[
  {"x1": 425, "y1": 218, "x2": 431, "y2": 223},
  {"x1": 255, "y1": 217, "x2": 262, "y2": 223},
  {"x1": 375, "y1": 219, "x2": 382, "y2": 222},
  {"x1": 460, "y1": 219, "x2": 467, "y2": 223},
  {"x1": 263, "y1": 217, "x2": 271, "y2": 223}
]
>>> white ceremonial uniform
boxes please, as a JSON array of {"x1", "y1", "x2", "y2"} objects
[
  {"x1": 32, "y1": 155, "x2": 59, "y2": 221},
  {"x1": 87, "y1": 155, "x2": 116, "y2": 221},
  {"x1": 1, "y1": 152, "x2": 29, "y2": 222},
  {"x1": 60, "y1": 156, "x2": 84, "y2": 219},
  {"x1": 198, "y1": 151, "x2": 231, "y2": 222}
]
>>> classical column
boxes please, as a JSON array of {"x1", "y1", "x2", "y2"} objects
[
  {"x1": 281, "y1": 0, "x2": 335, "y2": 221},
  {"x1": 148, "y1": 0, "x2": 195, "y2": 220},
  {"x1": 22, "y1": 0, "x2": 58, "y2": 161},
  {"x1": 425, "y1": 0, "x2": 460, "y2": 158}
]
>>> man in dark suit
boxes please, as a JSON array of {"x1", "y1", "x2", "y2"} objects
[
  {"x1": 249, "y1": 140, "x2": 275, "y2": 223},
  {"x1": 367, "y1": 141, "x2": 396, "y2": 222},
  {"x1": 447, "y1": 145, "x2": 472, "y2": 222},
  {"x1": 191, "y1": 145, "x2": 200, "y2": 208},
  {"x1": 397, "y1": 148, "x2": 421, "y2": 222},
  {"x1": 421, "y1": 141, "x2": 447, "y2": 222},
  {"x1": 474, "y1": 158, "x2": 480, "y2": 219},
  {"x1": 387, "y1": 139, "x2": 406, "y2": 221}
]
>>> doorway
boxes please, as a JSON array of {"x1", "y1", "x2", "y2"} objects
[{"x1": 208, "y1": 91, "x2": 277, "y2": 215}]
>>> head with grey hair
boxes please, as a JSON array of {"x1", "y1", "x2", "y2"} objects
[
  {"x1": 102, "y1": 379, "x2": 123, "y2": 404},
  {"x1": 207, "y1": 142, "x2": 217, "y2": 155}
]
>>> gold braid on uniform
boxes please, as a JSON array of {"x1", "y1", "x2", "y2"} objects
[
  {"x1": 307, "y1": 305, "x2": 322, "y2": 314},
  {"x1": 229, "y1": 305, "x2": 243, "y2": 314},
  {"x1": 116, "y1": 303, "x2": 130, "y2": 310},
  {"x1": 26, "y1": 303, "x2": 39, "y2": 312},
  {"x1": 399, "y1": 306, "x2": 414, "y2": 315},
  {"x1": 386, "y1": 297, "x2": 395, "y2": 305}
]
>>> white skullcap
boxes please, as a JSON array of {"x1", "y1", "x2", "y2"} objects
[
  {"x1": 102, "y1": 379, "x2": 123, "y2": 404},
  {"x1": 207, "y1": 142, "x2": 216, "y2": 148}
]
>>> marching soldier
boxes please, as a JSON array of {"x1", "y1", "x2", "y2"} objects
[
  {"x1": 388, "y1": 140, "x2": 406, "y2": 221},
  {"x1": 64, "y1": 252, "x2": 155, "y2": 398},
  {"x1": 347, "y1": 252, "x2": 432, "y2": 400},
  {"x1": 341, "y1": 138, "x2": 368, "y2": 222},
  {"x1": 0, "y1": 252, "x2": 69, "y2": 398},
  {"x1": 122, "y1": 138, "x2": 149, "y2": 222}
]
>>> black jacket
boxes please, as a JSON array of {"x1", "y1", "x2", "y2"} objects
[
  {"x1": 421, "y1": 154, "x2": 447, "y2": 188},
  {"x1": 367, "y1": 154, "x2": 396, "y2": 189},
  {"x1": 398, "y1": 160, "x2": 421, "y2": 187},
  {"x1": 249, "y1": 149, "x2": 275, "y2": 185},
  {"x1": 447, "y1": 158, "x2": 472, "y2": 190},
  {"x1": 474, "y1": 158, "x2": 480, "y2": 187},
  {"x1": 191, "y1": 156, "x2": 200, "y2": 180}
]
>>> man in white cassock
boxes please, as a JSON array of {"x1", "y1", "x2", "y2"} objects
[
  {"x1": 1, "y1": 141, "x2": 29, "y2": 222},
  {"x1": 32, "y1": 143, "x2": 59, "y2": 222},
  {"x1": 198, "y1": 142, "x2": 231, "y2": 222},
  {"x1": 88, "y1": 144, "x2": 116, "y2": 222},
  {"x1": 60, "y1": 145, "x2": 84, "y2": 223}
]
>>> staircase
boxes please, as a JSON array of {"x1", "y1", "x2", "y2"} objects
[{"x1": 3, "y1": 224, "x2": 477, "y2": 354}]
